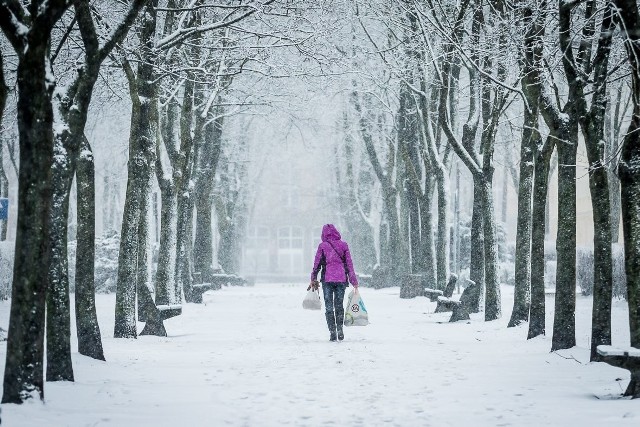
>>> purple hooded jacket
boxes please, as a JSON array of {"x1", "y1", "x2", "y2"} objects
[{"x1": 310, "y1": 224, "x2": 358, "y2": 286}]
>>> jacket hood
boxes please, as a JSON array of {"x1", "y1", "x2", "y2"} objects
[{"x1": 321, "y1": 224, "x2": 341, "y2": 242}]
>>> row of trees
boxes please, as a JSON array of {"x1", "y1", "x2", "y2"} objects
[
  {"x1": 326, "y1": 0, "x2": 640, "y2": 365},
  {"x1": 2, "y1": 0, "x2": 640, "y2": 406},
  {"x1": 0, "y1": 0, "x2": 331, "y2": 404}
]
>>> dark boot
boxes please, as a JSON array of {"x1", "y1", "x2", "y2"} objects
[
  {"x1": 336, "y1": 307, "x2": 345, "y2": 341},
  {"x1": 325, "y1": 312, "x2": 337, "y2": 341}
]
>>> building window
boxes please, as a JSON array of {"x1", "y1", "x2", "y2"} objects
[{"x1": 277, "y1": 226, "x2": 304, "y2": 275}]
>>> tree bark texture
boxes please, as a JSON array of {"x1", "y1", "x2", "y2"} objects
[
  {"x1": 115, "y1": 1, "x2": 158, "y2": 338},
  {"x1": 551, "y1": 124, "x2": 578, "y2": 351},
  {"x1": 614, "y1": 0, "x2": 640, "y2": 348},
  {"x1": 509, "y1": 109, "x2": 536, "y2": 327},
  {"x1": 46, "y1": 141, "x2": 74, "y2": 381},
  {"x1": 469, "y1": 182, "x2": 485, "y2": 313},
  {"x1": 509, "y1": 8, "x2": 542, "y2": 326},
  {"x1": 75, "y1": 137, "x2": 104, "y2": 360},
  {"x1": 193, "y1": 114, "x2": 225, "y2": 276},
  {"x1": 528, "y1": 138, "x2": 553, "y2": 339},
  {"x1": 581, "y1": 2, "x2": 616, "y2": 361},
  {"x1": 175, "y1": 79, "x2": 196, "y2": 301},
  {"x1": 0, "y1": 1, "x2": 72, "y2": 402},
  {"x1": 0, "y1": 51, "x2": 8, "y2": 241}
]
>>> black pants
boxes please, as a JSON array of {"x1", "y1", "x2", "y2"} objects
[{"x1": 322, "y1": 282, "x2": 346, "y2": 332}]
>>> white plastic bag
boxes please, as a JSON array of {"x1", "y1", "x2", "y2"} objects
[
  {"x1": 344, "y1": 289, "x2": 368, "y2": 326},
  {"x1": 303, "y1": 289, "x2": 322, "y2": 310}
]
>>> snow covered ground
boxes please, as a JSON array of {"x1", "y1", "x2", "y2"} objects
[{"x1": 1, "y1": 283, "x2": 639, "y2": 426}]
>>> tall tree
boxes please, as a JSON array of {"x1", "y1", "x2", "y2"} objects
[
  {"x1": 47, "y1": 0, "x2": 147, "y2": 381},
  {"x1": 578, "y1": 0, "x2": 616, "y2": 361},
  {"x1": 0, "y1": 50, "x2": 8, "y2": 241},
  {"x1": 614, "y1": 0, "x2": 640, "y2": 349},
  {"x1": 0, "y1": 0, "x2": 74, "y2": 403},
  {"x1": 114, "y1": 0, "x2": 159, "y2": 338}
]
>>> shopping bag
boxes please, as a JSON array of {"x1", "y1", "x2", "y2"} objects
[
  {"x1": 344, "y1": 289, "x2": 368, "y2": 326},
  {"x1": 303, "y1": 289, "x2": 322, "y2": 310}
]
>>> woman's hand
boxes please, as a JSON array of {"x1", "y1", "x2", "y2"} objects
[{"x1": 308, "y1": 280, "x2": 319, "y2": 291}]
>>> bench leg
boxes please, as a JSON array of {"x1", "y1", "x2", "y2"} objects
[
  {"x1": 140, "y1": 306, "x2": 167, "y2": 337},
  {"x1": 449, "y1": 305, "x2": 470, "y2": 322},
  {"x1": 624, "y1": 371, "x2": 640, "y2": 398},
  {"x1": 435, "y1": 301, "x2": 452, "y2": 313}
]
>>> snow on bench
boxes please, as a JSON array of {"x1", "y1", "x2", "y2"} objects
[
  {"x1": 597, "y1": 346, "x2": 640, "y2": 358},
  {"x1": 156, "y1": 304, "x2": 182, "y2": 312},
  {"x1": 597, "y1": 345, "x2": 640, "y2": 398},
  {"x1": 436, "y1": 296, "x2": 469, "y2": 322},
  {"x1": 437, "y1": 296, "x2": 461, "y2": 306},
  {"x1": 155, "y1": 304, "x2": 182, "y2": 321},
  {"x1": 424, "y1": 288, "x2": 443, "y2": 302}
]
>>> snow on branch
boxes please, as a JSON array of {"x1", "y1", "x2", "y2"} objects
[{"x1": 155, "y1": 0, "x2": 277, "y2": 51}]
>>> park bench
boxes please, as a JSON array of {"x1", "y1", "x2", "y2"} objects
[
  {"x1": 597, "y1": 345, "x2": 640, "y2": 398},
  {"x1": 426, "y1": 276, "x2": 476, "y2": 322},
  {"x1": 188, "y1": 270, "x2": 247, "y2": 303}
]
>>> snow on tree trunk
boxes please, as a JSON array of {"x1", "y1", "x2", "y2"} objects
[
  {"x1": 420, "y1": 181, "x2": 437, "y2": 287},
  {"x1": 469, "y1": 181, "x2": 485, "y2": 313},
  {"x1": 551, "y1": 122, "x2": 578, "y2": 351},
  {"x1": 435, "y1": 166, "x2": 450, "y2": 291},
  {"x1": 155, "y1": 182, "x2": 178, "y2": 306},
  {"x1": 581, "y1": 2, "x2": 616, "y2": 361},
  {"x1": 615, "y1": 0, "x2": 640, "y2": 348},
  {"x1": 175, "y1": 78, "x2": 196, "y2": 302},
  {"x1": 0, "y1": 52, "x2": 7, "y2": 241},
  {"x1": 528, "y1": 139, "x2": 553, "y2": 339},
  {"x1": 481, "y1": 165, "x2": 501, "y2": 321},
  {"x1": 193, "y1": 114, "x2": 224, "y2": 276},
  {"x1": 509, "y1": 118, "x2": 535, "y2": 327},
  {"x1": 509, "y1": 71, "x2": 540, "y2": 327},
  {"x1": 0, "y1": 2, "x2": 72, "y2": 401},
  {"x1": 46, "y1": 125, "x2": 75, "y2": 382},
  {"x1": 75, "y1": 137, "x2": 104, "y2": 360},
  {"x1": 115, "y1": 2, "x2": 159, "y2": 338}
]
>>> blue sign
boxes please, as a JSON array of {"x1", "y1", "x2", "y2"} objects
[{"x1": 0, "y1": 198, "x2": 8, "y2": 220}]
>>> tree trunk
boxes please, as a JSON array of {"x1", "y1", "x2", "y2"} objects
[
  {"x1": 509, "y1": 107, "x2": 537, "y2": 327},
  {"x1": 1, "y1": 39, "x2": 54, "y2": 404},
  {"x1": 114, "y1": 2, "x2": 158, "y2": 338},
  {"x1": 615, "y1": 0, "x2": 640, "y2": 348},
  {"x1": 193, "y1": 115, "x2": 224, "y2": 276},
  {"x1": 0, "y1": 52, "x2": 7, "y2": 241},
  {"x1": 435, "y1": 166, "x2": 450, "y2": 291},
  {"x1": 607, "y1": 86, "x2": 625, "y2": 244},
  {"x1": 481, "y1": 170, "x2": 501, "y2": 321},
  {"x1": 528, "y1": 138, "x2": 553, "y2": 339},
  {"x1": 46, "y1": 136, "x2": 75, "y2": 382},
  {"x1": 154, "y1": 181, "x2": 177, "y2": 306},
  {"x1": 420, "y1": 180, "x2": 437, "y2": 288},
  {"x1": 552, "y1": 124, "x2": 578, "y2": 351},
  {"x1": 75, "y1": 137, "x2": 104, "y2": 360},
  {"x1": 582, "y1": 2, "x2": 615, "y2": 361},
  {"x1": 586, "y1": 161, "x2": 613, "y2": 359},
  {"x1": 137, "y1": 189, "x2": 166, "y2": 336},
  {"x1": 468, "y1": 181, "x2": 485, "y2": 313},
  {"x1": 175, "y1": 79, "x2": 196, "y2": 301},
  {"x1": 407, "y1": 186, "x2": 421, "y2": 273}
]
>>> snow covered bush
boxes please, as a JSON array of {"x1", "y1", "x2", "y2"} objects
[
  {"x1": 0, "y1": 241, "x2": 14, "y2": 300},
  {"x1": 68, "y1": 232, "x2": 120, "y2": 294},
  {"x1": 577, "y1": 246, "x2": 594, "y2": 296},
  {"x1": 572, "y1": 244, "x2": 626, "y2": 298},
  {"x1": 612, "y1": 243, "x2": 626, "y2": 299}
]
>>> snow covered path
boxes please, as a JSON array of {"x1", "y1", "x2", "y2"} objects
[{"x1": 1, "y1": 283, "x2": 640, "y2": 426}]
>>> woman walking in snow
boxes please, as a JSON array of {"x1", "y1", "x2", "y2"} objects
[{"x1": 309, "y1": 224, "x2": 359, "y2": 341}]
